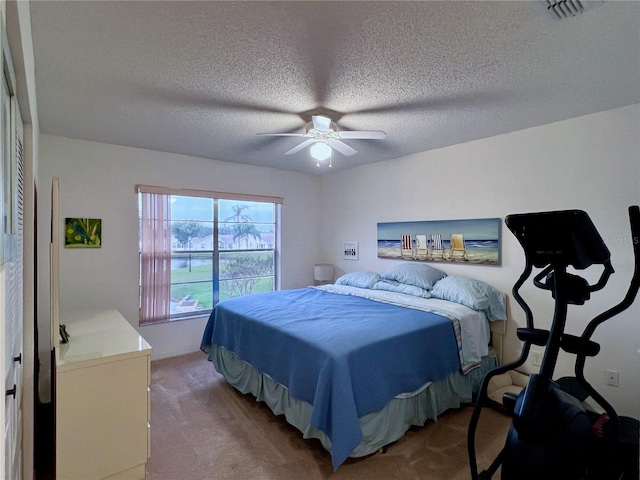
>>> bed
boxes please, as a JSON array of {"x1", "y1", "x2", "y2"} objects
[{"x1": 200, "y1": 264, "x2": 507, "y2": 470}]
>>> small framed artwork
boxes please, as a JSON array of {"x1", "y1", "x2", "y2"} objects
[
  {"x1": 65, "y1": 218, "x2": 102, "y2": 248},
  {"x1": 343, "y1": 241, "x2": 358, "y2": 260}
]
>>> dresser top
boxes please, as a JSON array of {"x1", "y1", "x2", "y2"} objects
[{"x1": 55, "y1": 309, "x2": 152, "y2": 369}]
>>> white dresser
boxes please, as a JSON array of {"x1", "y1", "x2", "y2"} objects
[{"x1": 55, "y1": 309, "x2": 152, "y2": 480}]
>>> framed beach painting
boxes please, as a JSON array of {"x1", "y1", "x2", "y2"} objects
[
  {"x1": 377, "y1": 217, "x2": 501, "y2": 265},
  {"x1": 64, "y1": 218, "x2": 102, "y2": 248}
]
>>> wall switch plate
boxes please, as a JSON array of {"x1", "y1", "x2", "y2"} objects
[
  {"x1": 606, "y1": 369, "x2": 619, "y2": 387},
  {"x1": 531, "y1": 350, "x2": 543, "y2": 367}
]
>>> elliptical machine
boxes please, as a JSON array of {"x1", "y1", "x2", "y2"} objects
[{"x1": 468, "y1": 206, "x2": 640, "y2": 480}]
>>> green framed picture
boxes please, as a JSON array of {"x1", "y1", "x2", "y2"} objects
[{"x1": 64, "y1": 218, "x2": 102, "y2": 248}]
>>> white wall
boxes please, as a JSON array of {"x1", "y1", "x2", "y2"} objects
[
  {"x1": 36, "y1": 135, "x2": 322, "y2": 401},
  {"x1": 36, "y1": 105, "x2": 640, "y2": 417},
  {"x1": 319, "y1": 104, "x2": 640, "y2": 418}
]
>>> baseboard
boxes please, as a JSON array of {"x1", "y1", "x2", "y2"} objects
[{"x1": 151, "y1": 347, "x2": 202, "y2": 362}]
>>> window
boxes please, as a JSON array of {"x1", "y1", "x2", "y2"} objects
[{"x1": 137, "y1": 185, "x2": 282, "y2": 325}]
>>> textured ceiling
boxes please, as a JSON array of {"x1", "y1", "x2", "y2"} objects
[{"x1": 28, "y1": 1, "x2": 640, "y2": 174}]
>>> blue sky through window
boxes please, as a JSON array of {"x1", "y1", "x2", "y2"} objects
[{"x1": 169, "y1": 196, "x2": 275, "y2": 223}]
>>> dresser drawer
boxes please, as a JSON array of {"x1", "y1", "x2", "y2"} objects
[{"x1": 55, "y1": 310, "x2": 152, "y2": 480}]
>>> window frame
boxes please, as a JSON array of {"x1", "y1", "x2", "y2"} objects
[{"x1": 136, "y1": 184, "x2": 283, "y2": 325}]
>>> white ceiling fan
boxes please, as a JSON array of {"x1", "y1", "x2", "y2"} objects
[{"x1": 257, "y1": 115, "x2": 386, "y2": 165}]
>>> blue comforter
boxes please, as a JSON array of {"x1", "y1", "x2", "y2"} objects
[{"x1": 200, "y1": 287, "x2": 460, "y2": 470}]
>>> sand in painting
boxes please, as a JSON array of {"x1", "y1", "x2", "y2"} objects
[{"x1": 377, "y1": 246, "x2": 499, "y2": 265}]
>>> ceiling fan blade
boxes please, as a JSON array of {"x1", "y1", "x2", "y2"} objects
[
  {"x1": 312, "y1": 115, "x2": 332, "y2": 131},
  {"x1": 328, "y1": 139, "x2": 357, "y2": 156},
  {"x1": 285, "y1": 139, "x2": 316, "y2": 155},
  {"x1": 337, "y1": 131, "x2": 387, "y2": 140},
  {"x1": 256, "y1": 133, "x2": 309, "y2": 137}
]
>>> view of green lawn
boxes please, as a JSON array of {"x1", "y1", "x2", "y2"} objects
[{"x1": 171, "y1": 252, "x2": 274, "y2": 310}]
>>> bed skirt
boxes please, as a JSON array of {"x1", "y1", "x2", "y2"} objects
[{"x1": 209, "y1": 344, "x2": 497, "y2": 459}]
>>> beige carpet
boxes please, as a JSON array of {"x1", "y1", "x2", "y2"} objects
[{"x1": 146, "y1": 351, "x2": 511, "y2": 480}]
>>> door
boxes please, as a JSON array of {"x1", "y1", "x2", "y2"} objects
[{"x1": 1, "y1": 41, "x2": 24, "y2": 480}]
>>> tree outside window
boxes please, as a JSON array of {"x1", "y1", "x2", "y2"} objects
[{"x1": 138, "y1": 188, "x2": 280, "y2": 325}]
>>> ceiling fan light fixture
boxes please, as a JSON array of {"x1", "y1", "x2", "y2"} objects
[
  {"x1": 310, "y1": 141, "x2": 332, "y2": 161},
  {"x1": 258, "y1": 114, "x2": 385, "y2": 163}
]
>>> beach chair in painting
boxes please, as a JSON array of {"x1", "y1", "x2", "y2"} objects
[
  {"x1": 429, "y1": 234, "x2": 445, "y2": 260},
  {"x1": 414, "y1": 234, "x2": 428, "y2": 259},
  {"x1": 449, "y1": 233, "x2": 468, "y2": 260},
  {"x1": 401, "y1": 234, "x2": 413, "y2": 258}
]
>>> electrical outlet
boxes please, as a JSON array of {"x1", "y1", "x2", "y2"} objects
[
  {"x1": 606, "y1": 369, "x2": 619, "y2": 387},
  {"x1": 531, "y1": 350, "x2": 543, "y2": 367}
]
